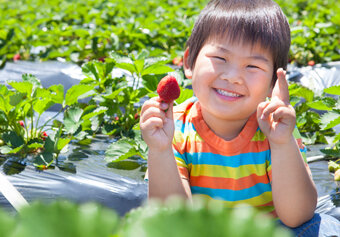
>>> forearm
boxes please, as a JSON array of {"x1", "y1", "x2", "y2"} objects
[
  {"x1": 148, "y1": 148, "x2": 191, "y2": 201},
  {"x1": 270, "y1": 136, "x2": 317, "y2": 227}
]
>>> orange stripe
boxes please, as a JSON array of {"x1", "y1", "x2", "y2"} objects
[
  {"x1": 175, "y1": 140, "x2": 269, "y2": 156},
  {"x1": 178, "y1": 166, "x2": 189, "y2": 179},
  {"x1": 189, "y1": 173, "x2": 270, "y2": 190}
]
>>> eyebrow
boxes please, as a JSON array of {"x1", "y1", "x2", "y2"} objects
[{"x1": 216, "y1": 46, "x2": 270, "y2": 63}]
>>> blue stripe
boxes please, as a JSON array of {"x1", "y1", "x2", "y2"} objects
[
  {"x1": 191, "y1": 183, "x2": 272, "y2": 201},
  {"x1": 174, "y1": 119, "x2": 196, "y2": 134},
  {"x1": 182, "y1": 151, "x2": 270, "y2": 168}
]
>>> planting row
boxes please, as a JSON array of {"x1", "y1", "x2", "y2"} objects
[
  {"x1": 0, "y1": 0, "x2": 339, "y2": 67},
  {"x1": 0, "y1": 52, "x2": 339, "y2": 171}
]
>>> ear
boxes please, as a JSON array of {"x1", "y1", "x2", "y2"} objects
[{"x1": 183, "y1": 47, "x2": 193, "y2": 79}]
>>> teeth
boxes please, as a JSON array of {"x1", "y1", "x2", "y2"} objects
[{"x1": 216, "y1": 89, "x2": 241, "y2": 97}]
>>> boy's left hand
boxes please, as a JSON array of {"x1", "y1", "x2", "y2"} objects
[{"x1": 257, "y1": 68, "x2": 296, "y2": 145}]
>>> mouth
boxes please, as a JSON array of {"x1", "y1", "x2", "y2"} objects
[{"x1": 215, "y1": 88, "x2": 243, "y2": 98}]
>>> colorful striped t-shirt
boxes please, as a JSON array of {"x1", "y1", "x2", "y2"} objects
[{"x1": 172, "y1": 97, "x2": 308, "y2": 216}]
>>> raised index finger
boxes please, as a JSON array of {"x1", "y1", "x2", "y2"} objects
[{"x1": 271, "y1": 68, "x2": 290, "y2": 105}]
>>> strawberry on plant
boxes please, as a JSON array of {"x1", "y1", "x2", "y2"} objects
[
  {"x1": 172, "y1": 56, "x2": 183, "y2": 67},
  {"x1": 41, "y1": 131, "x2": 48, "y2": 140},
  {"x1": 19, "y1": 120, "x2": 25, "y2": 127},
  {"x1": 13, "y1": 54, "x2": 21, "y2": 61},
  {"x1": 308, "y1": 60, "x2": 315, "y2": 66},
  {"x1": 157, "y1": 75, "x2": 180, "y2": 103}
]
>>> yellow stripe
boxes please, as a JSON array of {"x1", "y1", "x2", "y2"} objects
[
  {"x1": 192, "y1": 191, "x2": 273, "y2": 207},
  {"x1": 251, "y1": 130, "x2": 266, "y2": 142},
  {"x1": 190, "y1": 164, "x2": 268, "y2": 179}
]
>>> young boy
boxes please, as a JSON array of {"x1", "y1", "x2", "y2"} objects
[{"x1": 140, "y1": 0, "x2": 340, "y2": 235}]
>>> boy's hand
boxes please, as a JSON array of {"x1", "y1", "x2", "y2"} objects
[
  {"x1": 140, "y1": 97, "x2": 175, "y2": 151},
  {"x1": 257, "y1": 68, "x2": 296, "y2": 145}
]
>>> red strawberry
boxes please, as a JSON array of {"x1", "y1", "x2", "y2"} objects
[
  {"x1": 13, "y1": 54, "x2": 21, "y2": 61},
  {"x1": 157, "y1": 75, "x2": 180, "y2": 103},
  {"x1": 172, "y1": 56, "x2": 183, "y2": 67},
  {"x1": 19, "y1": 120, "x2": 25, "y2": 127},
  {"x1": 308, "y1": 60, "x2": 315, "y2": 66}
]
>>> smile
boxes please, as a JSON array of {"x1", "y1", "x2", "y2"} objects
[{"x1": 216, "y1": 89, "x2": 242, "y2": 97}]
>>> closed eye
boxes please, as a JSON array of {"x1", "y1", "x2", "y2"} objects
[
  {"x1": 247, "y1": 65, "x2": 260, "y2": 69},
  {"x1": 213, "y1": 56, "x2": 226, "y2": 62}
]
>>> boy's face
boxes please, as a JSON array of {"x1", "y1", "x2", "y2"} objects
[{"x1": 184, "y1": 38, "x2": 274, "y2": 122}]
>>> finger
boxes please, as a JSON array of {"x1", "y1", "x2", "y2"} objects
[
  {"x1": 272, "y1": 106, "x2": 296, "y2": 123},
  {"x1": 271, "y1": 68, "x2": 290, "y2": 105},
  {"x1": 257, "y1": 101, "x2": 270, "y2": 120},
  {"x1": 141, "y1": 98, "x2": 168, "y2": 115},
  {"x1": 261, "y1": 99, "x2": 286, "y2": 120},
  {"x1": 140, "y1": 106, "x2": 166, "y2": 124},
  {"x1": 140, "y1": 116, "x2": 164, "y2": 131}
]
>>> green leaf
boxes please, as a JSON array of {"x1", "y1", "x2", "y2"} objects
[
  {"x1": 176, "y1": 88, "x2": 194, "y2": 104},
  {"x1": 65, "y1": 84, "x2": 95, "y2": 106},
  {"x1": 27, "y1": 143, "x2": 44, "y2": 149},
  {"x1": 116, "y1": 62, "x2": 136, "y2": 74},
  {"x1": 9, "y1": 92, "x2": 26, "y2": 106},
  {"x1": 320, "y1": 110, "x2": 340, "y2": 130},
  {"x1": 142, "y1": 64, "x2": 174, "y2": 76},
  {"x1": 81, "y1": 106, "x2": 107, "y2": 121},
  {"x1": 57, "y1": 138, "x2": 71, "y2": 152},
  {"x1": 2, "y1": 131, "x2": 24, "y2": 148},
  {"x1": 107, "y1": 160, "x2": 141, "y2": 170},
  {"x1": 8, "y1": 81, "x2": 33, "y2": 97},
  {"x1": 324, "y1": 85, "x2": 340, "y2": 96},
  {"x1": 288, "y1": 84, "x2": 314, "y2": 102},
  {"x1": 307, "y1": 98, "x2": 335, "y2": 111},
  {"x1": 105, "y1": 138, "x2": 139, "y2": 162},
  {"x1": 33, "y1": 98, "x2": 55, "y2": 115},
  {"x1": 64, "y1": 107, "x2": 83, "y2": 134}
]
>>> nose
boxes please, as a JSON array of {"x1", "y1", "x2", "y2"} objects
[{"x1": 221, "y1": 65, "x2": 243, "y2": 84}]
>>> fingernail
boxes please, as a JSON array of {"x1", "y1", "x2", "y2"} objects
[{"x1": 160, "y1": 102, "x2": 168, "y2": 109}]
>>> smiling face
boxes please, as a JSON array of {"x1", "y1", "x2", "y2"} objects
[{"x1": 184, "y1": 38, "x2": 274, "y2": 124}]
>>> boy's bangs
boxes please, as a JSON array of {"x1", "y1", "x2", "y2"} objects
[{"x1": 205, "y1": 10, "x2": 278, "y2": 55}]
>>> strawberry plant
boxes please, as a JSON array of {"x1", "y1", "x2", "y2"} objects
[{"x1": 0, "y1": 74, "x2": 70, "y2": 169}]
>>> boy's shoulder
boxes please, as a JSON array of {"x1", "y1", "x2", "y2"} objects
[{"x1": 173, "y1": 97, "x2": 198, "y2": 120}]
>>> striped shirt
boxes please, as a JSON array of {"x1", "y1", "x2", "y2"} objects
[{"x1": 173, "y1": 97, "x2": 308, "y2": 216}]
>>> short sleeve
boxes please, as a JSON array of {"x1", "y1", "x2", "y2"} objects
[{"x1": 173, "y1": 130, "x2": 190, "y2": 180}]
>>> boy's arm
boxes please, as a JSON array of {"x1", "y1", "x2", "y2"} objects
[
  {"x1": 257, "y1": 69, "x2": 317, "y2": 228},
  {"x1": 140, "y1": 98, "x2": 191, "y2": 201},
  {"x1": 148, "y1": 148, "x2": 191, "y2": 200}
]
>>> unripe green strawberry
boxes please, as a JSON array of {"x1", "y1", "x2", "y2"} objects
[
  {"x1": 334, "y1": 169, "x2": 340, "y2": 181},
  {"x1": 157, "y1": 75, "x2": 180, "y2": 103}
]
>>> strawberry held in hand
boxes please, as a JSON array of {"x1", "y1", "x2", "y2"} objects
[{"x1": 157, "y1": 75, "x2": 180, "y2": 103}]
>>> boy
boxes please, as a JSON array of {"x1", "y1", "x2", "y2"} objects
[{"x1": 140, "y1": 0, "x2": 340, "y2": 235}]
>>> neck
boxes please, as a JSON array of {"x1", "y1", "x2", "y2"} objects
[{"x1": 201, "y1": 108, "x2": 249, "y2": 141}]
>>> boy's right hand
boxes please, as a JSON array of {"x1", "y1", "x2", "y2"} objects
[{"x1": 140, "y1": 97, "x2": 175, "y2": 151}]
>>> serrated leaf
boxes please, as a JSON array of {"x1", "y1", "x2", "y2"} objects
[
  {"x1": 33, "y1": 98, "x2": 55, "y2": 115},
  {"x1": 81, "y1": 106, "x2": 107, "y2": 121},
  {"x1": 8, "y1": 81, "x2": 33, "y2": 97},
  {"x1": 105, "y1": 138, "x2": 138, "y2": 162},
  {"x1": 324, "y1": 85, "x2": 340, "y2": 96},
  {"x1": 307, "y1": 99, "x2": 334, "y2": 111},
  {"x1": 65, "y1": 84, "x2": 95, "y2": 106},
  {"x1": 116, "y1": 62, "x2": 136, "y2": 74},
  {"x1": 142, "y1": 64, "x2": 174, "y2": 76},
  {"x1": 320, "y1": 110, "x2": 340, "y2": 130},
  {"x1": 64, "y1": 107, "x2": 83, "y2": 134}
]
